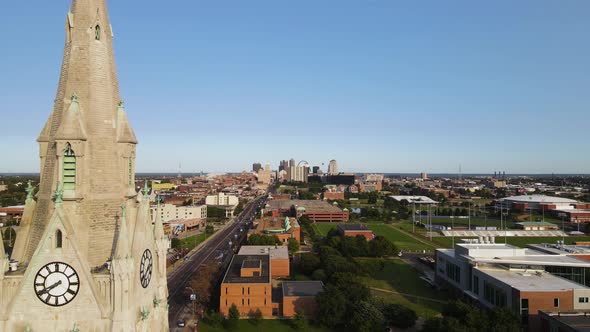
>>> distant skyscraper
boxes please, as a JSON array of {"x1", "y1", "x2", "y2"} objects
[
  {"x1": 289, "y1": 165, "x2": 309, "y2": 183},
  {"x1": 328, "y1": 160, "x2": 339, "y2": 175},
  {"x1": 289, "y1": 158, "x2": 296, "y2": 167},
  {"x1": 312, "y1": 166, "x2": 320, "y2": 174},
  {"x1": 421, "y1": 172, "x2": 428, "y2": 180},
  {"x1": 279, "y1": 160, "x2": 288, "y2": 172},
  {"x1": 253, "y1": 163, "x2": 262, "y2": 173}
]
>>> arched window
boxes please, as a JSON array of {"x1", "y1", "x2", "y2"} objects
[
  {"x1": 63, "y1": 144, "x2": 76, "y2": 190},
  {"x1": 56, "y1": 230, "x2": 63, "y2": 248},
  {"x1": 95, "y1": 25, "x2": 101, "y2": 40}
]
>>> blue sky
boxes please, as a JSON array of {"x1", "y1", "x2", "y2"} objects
[{"x1": 0, "y1": 1, "x2": 589, "y2": 173}]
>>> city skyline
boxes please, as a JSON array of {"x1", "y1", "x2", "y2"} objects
[{"x1": 1, "y1": 1, "x2": 590, "y2": 174}]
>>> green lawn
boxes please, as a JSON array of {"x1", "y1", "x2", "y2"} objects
[
  {"x1": 356, "y1": 258, "x2": 446, "y2": 318},
  {"x1": 198, "y1": 319, "x2": 329, "y2": 332},
  {"x1": 178, "y1": 233, "x2": 212, "y2": 252},
  {"x1": 368, "y1": 224, "x2": 436, "y2": 252},
  {"x1": 312, "y1": 223, "x2": 337, "y2": 236}
]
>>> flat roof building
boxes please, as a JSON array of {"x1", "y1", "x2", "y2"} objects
[
  {"x1": 220, "y1": 245, "x2": 322, "y2": 319},
  {"x1": 337, "y1": 223, "x2": 375, "y2": 241},
  {"x1": 497, "y1": 195, "x2": 579, "y2": 212},
  {"x1": 268, "y1": 200, "x2": 349, "y2": 222},
  {"x1": 436, "y1": 241, "x2": 590, "y2": 331}
]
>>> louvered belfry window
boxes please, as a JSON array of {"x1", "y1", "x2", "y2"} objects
[{"x1": 63, "y1": 144, "x2": 76, "y2": 190}]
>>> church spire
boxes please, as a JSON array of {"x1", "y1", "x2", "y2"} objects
[{"x1": 20, "y1": 0, "x2": 139, "y2": 266}]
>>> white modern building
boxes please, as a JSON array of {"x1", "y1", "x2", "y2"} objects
[
  {"x1": 328, "y1": 160, "x2": 339, "y2": 175},
  {"x1": 206, "y1": 192, "x2": 239, "y2": 207},
  {"x1": 497, "y1": 195, "x2": 579, "y2": 211},
  {"x1": 288, "y1": 165, "x2": 309, "y2": 183},
  {"x1": 436, "y1": 240, "x2": 590, "y2": 330},
  {"x1": 151, "y1": 203, "x2": 207, "y2": 223}
]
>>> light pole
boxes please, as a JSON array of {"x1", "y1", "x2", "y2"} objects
[
  {"x1": 468, "y1": 200, "x2": 471, "y2": 231},
  {"x1": 412, "y1": 201, "x2": 416, "y2": 233},
  {"x1": 185, "y1": 287, "x2": 197, "y2": 331}
]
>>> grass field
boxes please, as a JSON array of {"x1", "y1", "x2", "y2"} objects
[
  {"x1": 178, "y1": 233, "x2": 212, "y2": 252},
  {"x1": 312, "y1": 223, "x2": 338, "y2": 236},
  {"x1": 356, "y1": 258, "x2": 446, "y2": 317},
  {"x1": 368, "y1": 224, "x2": 436, "y2": 252},
  {"x1": 199, "y1": 319, "x2": 329, "y2": 332}
]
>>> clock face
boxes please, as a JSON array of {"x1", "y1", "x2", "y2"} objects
[
  {"x1": 140, "y1": 249, "x2": 153, "y2": 288},
  {"x1": 34, "y1": 262, "x2": 79, "y2": 307}
]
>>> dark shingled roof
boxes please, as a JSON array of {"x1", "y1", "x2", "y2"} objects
[
  {"x1": 337, "y1": 223, "x2": 371, "y2": 231},
  {"x1": 282, "y1": 281, "x2": 324, "y2": 297},
  {"x1": 222, "y1": 254, "x2": 270, "y2": 284}
]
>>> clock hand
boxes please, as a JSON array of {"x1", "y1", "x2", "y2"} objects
[{"x1": 37, "y1": 280, "x2": 63, "y2": 296}]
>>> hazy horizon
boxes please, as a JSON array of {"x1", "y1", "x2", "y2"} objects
[{"x1": 1, "y1": 1, "x2": 589, "y2": 173}]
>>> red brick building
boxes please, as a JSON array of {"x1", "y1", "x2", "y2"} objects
[
  {"x1": 268, "y1": 200, "x2": 349, "y2": 222},
  {"x1": 220, "y1": 245, "x2": 323, "y2": 318},
  {"x1": 337, "y1": 223, "x2": 375, "y2": 241}
]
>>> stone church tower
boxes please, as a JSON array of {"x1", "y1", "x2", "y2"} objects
[{"x1": 0, "y1": 1, "x2": 169, "y2": 331}]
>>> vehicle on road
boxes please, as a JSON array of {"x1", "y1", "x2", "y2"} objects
[{"x1": 177, "y1": 319, "x2": 186, "y2": 327}]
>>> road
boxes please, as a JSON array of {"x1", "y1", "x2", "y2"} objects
[{"x1": 167, "y1": 195, "x2": 266, "y2": 330}]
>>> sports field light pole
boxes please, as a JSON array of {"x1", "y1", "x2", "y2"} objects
[
  {"x1": 412, "y1": 201, "x2": 416, "y2": 233},
  {"x1": 562, "y1": 215, "x2": 566, "y2": 243}
]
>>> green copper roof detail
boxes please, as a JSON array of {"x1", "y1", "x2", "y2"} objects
[
  {"x1": 142, "y1": 180, "x2": 150, "y2": 198},
  {"x1": 54, "y1": 182, "x2": 64, "y2": 205},
  {"x1": 25, "y1": 180, "x2": 35, "y2": 201}
]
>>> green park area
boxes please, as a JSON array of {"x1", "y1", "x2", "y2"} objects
[
  {"x1": 356, "y1": 258, "x2": 447, "y2": 318},
  {"x1": 199, "y1": 319, "x2": 329, "y2": 332},
  {"x1": 368, "y1": 224, "x2": 436, "y2": 252},
  {"x1": 311, "y1": 223, "x2": 337, "y2": 236},
  {"x1": 175, "y1": 232, "x2": 213, "y2": 252}
]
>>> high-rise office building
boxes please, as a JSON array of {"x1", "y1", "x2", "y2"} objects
[
  {"x1": 253, "y1": 163, "x2": 262, "y2": 173},
  {"x1": 4, "y1": 1, "x2": 169, "y2": 330},
  {"x1": 279, "y1": 160, "x2": 288, "y2": 172},
  {"x1": 328, "y1": 160, "x2": 339, "y2": 175},
  {"x1": 312, "y1": 166, "x2": 320, "y2": 174},
  {"x1": 289, "y1": 158, "x2": 296, "y2": 167}
]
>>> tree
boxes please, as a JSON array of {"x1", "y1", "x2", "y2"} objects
[
  {"x1": 315, "y1": 285, "x2": 347, "y2": 328},
  {"x1": 170, "y1": 237, "x2": 181, "y2": 250},
  {"x1": 298, "y1": 214, "x2": 311, "y2": 225},
  {"x1": 291, "y1": 310, "x2": 308, "y2": 330},
  {"x1": 247, "y1": 234, "x2": 281, "y2": 246},
  {"x1": 348, "y1": 301, "x2": 384, "y2": 332},
  {"x1": 298, "y1": 254, "x2": 320, "y2": 275},
  {"x1": 339, "y1": 236, "x2": 361, "y2": 257},
  {"x1": 225, "y1": 304, "x2": 240, "y2": 330},
  {"x1": 382, "y1": 303, "x2": 417, "y2": 329},
  {"x1": 367, "y1": 192, "x2": 378, "y2": 204},
  {"x1": 205, "y1": 225, "x2": 215, "y2": 234},
  {"x1": 233, "y1": 203, "x2": 244, "y2": 216},
  {"x1": 330, "y1": 273, "x2": 370, "y2": 303},
  {"x1": 369, "y1": 236, "x2": 396, "y2": 257},
  {"x1": 288, "y1": 238, "x2": 300, "y2": 254},
  {"x1": 311, "y1": 269, "x2": 327, "y2": 281},
  {"x1": 188, "y1": 262, "x2": 218, "y2": 305},
  {"x1": 249, "y1": 308, "x2": 263, "y2": 326},
  {"x1": 488, "y1": 307, "x2": 521, "y2": 332}
]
